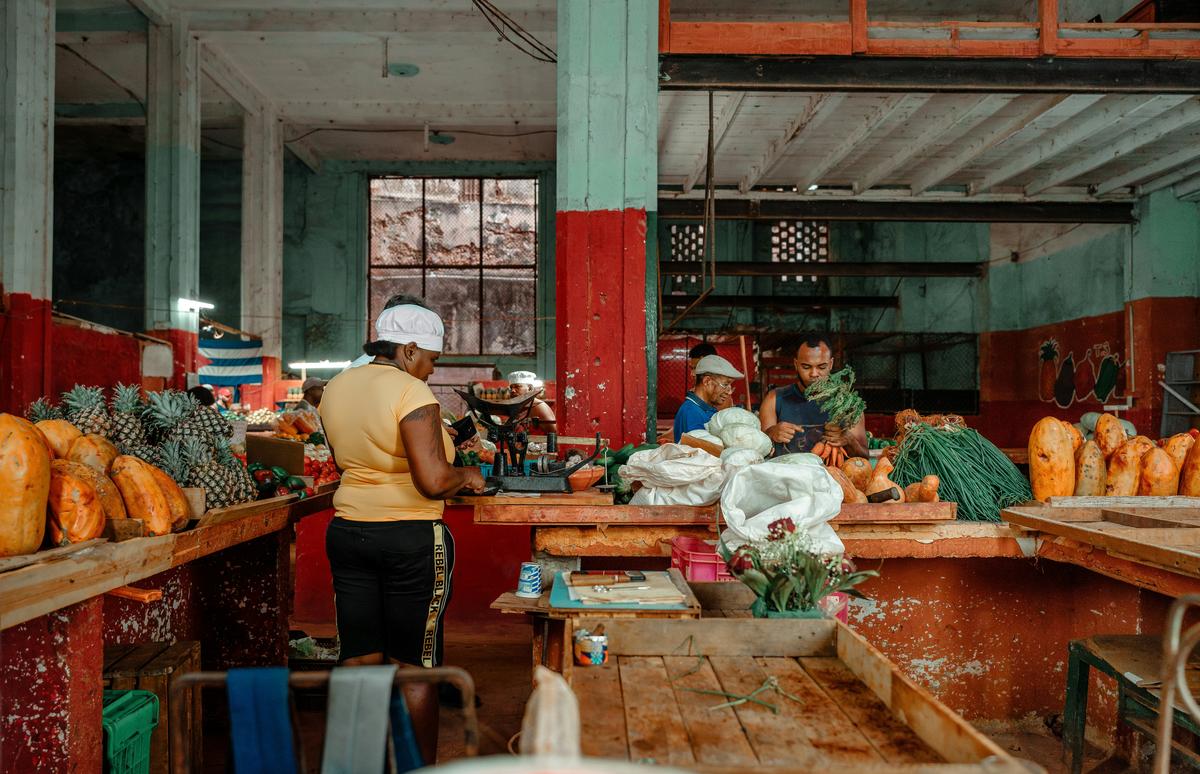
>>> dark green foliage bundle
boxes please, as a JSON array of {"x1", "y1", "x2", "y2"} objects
[{"x1": 804, "y1": 367, "x2": 866, "y2": 428}]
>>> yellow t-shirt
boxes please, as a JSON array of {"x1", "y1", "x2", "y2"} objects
[{"x1": 319, "y1": 362, "x2": 454, "y2": 521}]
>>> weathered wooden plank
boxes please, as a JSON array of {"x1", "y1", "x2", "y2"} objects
[
  {"x1": 477, "y1": 503, "x2": 711, "y2": 525},
  {"x1": 453, "y1": 491, "x2": 613, "y2": 509},
  {"x1": 1046, "y1": 496, "x2": 1200, "y2": 509},
  {"x1": 836, "y1": 622, "x2": 1008, "y2": 764},
  {"x1": 1036, "y1": 537, "x2": 1200, "y2": 598},
  {"x1": 801, "y1": 656, "x2": 942, "y2": 764},
  {"x1": 707, "y1": 656, "x2": 824, "y2": 767},
  {"x1": 618, "y1": 656, "x2": 696, "y2": 766},
  {"x1": 663, "y1": 656, "x2": 758, "y2": 766},
  {"x1": 763, "y1": 657, "x2": 883, "y2": 763},
  {"x1": 0, "y1": 539, "x2": 106, "y2": 574},
  {"x1": 574, "y1": 663, "x2": 629, "y2": 760},
  {"x1": 577, "y1": 618, "x2": 837, "y2": 658},
  {"x1": 834, "y1": 501, "x2": 957, "y2": 523}
]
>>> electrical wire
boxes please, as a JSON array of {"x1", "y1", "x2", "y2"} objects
[
  {"x1": 56, "y1": 44, "x2": 145, "y2": 108},
  {"x1": 472, "y1": 0, "x2": 556, "y2": 63}
]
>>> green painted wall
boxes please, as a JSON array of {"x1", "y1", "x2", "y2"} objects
[
  {"x1": 1132, "y1": 188, "x2": 1200, "y2": 301},
  {"x1": 280, "y1": 160, "x2": 557, "y2": 378}
]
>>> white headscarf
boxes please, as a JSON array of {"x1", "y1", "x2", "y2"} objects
[{"x1": 342, "y1": 304, "x2": 444, "y2": 372}]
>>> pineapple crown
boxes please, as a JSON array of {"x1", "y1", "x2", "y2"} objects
[
  {"x1": 146, "y1": 390, "x2": 198, "y2": 431},
  {"x1": 158, "y1": 440, "x2": 191, "y2": 483},
  {"x1": 111, "y1": 383, "x2": 145, "y2": 415},
  {"x1": 25, "y1": 397, "x2": 63, "y2": 423},
  {"x1": 212, "y1": 436, "x2": 237, "y2": 466},
  {"x1": 182, "y1": 438, "x2": 213, "y2": 467},
  {"x1": 61, "y1": 385, "x2": 107, "y2": 413}
]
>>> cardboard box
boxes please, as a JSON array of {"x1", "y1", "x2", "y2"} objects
[{"x1": 246, "y1": 433, "x2": 305, "y2": 476}]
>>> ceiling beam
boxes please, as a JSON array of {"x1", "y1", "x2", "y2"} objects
[
  {"x1": 126, "y1": 0, "x2": 170, "y2": 27},
  {"x1": 971, "y1": 94, "x2": 1177, "y2": 194},
  {"x1": 1024, "y1": 97, "x2": 1200, "y2": 195},
  {"x1": 1175, "y1": 173, "x2": 1200, "y2": 199},
  {"x1": 200, "y1": 40, "x2": 269, "y2": 116},
  {"x1": 185, "y1": 9, "x2": 553, "y2": 34},
  {"x1": 659, "y1": 261, "x2": 985, "y2": 278},
  {"x1": 661, "y1": 295, "x2": 900, "y2": 310},
  {"x1": 681, "y1": 93, "x2": 744, "y2": 194},
  {"x1": 276, "y1": 100, "x2": 555, "y2": 125},
  {"x1": 1093, "y1": 145, "x2": 1200, "y2": 196},
  {"x1": 739, "y1": 94, "x2": 845, "y2": 193},
  {"x1": 659, "y1": 56, "x2": 1200, "y2": 95},
  {"x1": 1137, "y1": 158, "x2": 1200, "y2": 197},
  {"x1": 285, "y1": 135, "x2": 322, "y2": 175},
  {"x1": 853, "y1": 94, "x2": 1005, "y2": 195},
  {"x1": 907, "y1": 94, "x2": 1067, "y2": 196},
  {"x1": 797, "y1": 95, "x2": 925, "y2": 192},
  {"x1": 657, "y1": 197, "x2": 1136, "y2": 223},
  {"x1": 56, "y1": 9, "x2": 146, "y2": 34}
]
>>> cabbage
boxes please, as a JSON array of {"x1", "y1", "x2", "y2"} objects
[
  {"x1": 720, "y1": 447, "x2": 763, "y2": 469},
  {"x1": 714, "y1": 424, "x2": 772, "y2": 457},
  {"x1": 683, "y1": 429, "x2": 724, "y2": 449},
  {"x1": 705, "y1": 407, "x2": 759, "y2": 437},
  {"x1": 766, "y1": 453, "x2": 823, "y2": 467}
]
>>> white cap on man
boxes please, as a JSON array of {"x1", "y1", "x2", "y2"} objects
[
  {"x1": 694, "y1": 354, "x2": 744, "y2": 380},
  {"x1": 508, "y1": 370, "x2": 544, "y2": 390}
]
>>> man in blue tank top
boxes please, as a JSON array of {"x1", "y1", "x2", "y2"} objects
[
  {"x1": 672, "y1": 355, "x2": 743, "y2": 442},
  {"x1": 760, "y1": 333, "x2": 869, "y2": 458}
]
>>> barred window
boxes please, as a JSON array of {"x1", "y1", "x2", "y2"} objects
[{"x1": 770, "y1": 220, "x2": 828, "y2": 282}]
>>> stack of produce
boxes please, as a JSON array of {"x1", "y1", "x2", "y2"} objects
[
  {"x1": 804, "y1": 367, "x2": 867, "y2": 467},
  {"x1": 274, "y1": 410, "x2": 322, "y2": 444},
  {"x1": 247, "y1": 463, "x2": 316, "y2": 500},
  {"x1": 1028, "y1": 412, "x2": 1200, "y2": 501},
  {"x1": 303, "y1": 444, "x2": 340, "y2": 487},
  {"x1": 825, "y1": 455, "x2": 941, "y2": 506},
  {"x1": 892, "y1": 413, "x2": 1032, "y2": 522},
  {"x1": 242, "y1": 407, "x2": 279, "y2": 428}
]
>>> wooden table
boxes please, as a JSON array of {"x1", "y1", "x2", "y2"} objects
[
  {"x1": 1002, "y1": 498, "x2": 1200, "y2": 597},
  {"x1": 556, "y1": 617, "x2": 1022, "y2": 772}
]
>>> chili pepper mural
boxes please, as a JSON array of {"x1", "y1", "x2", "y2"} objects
[{"x1": 1038, "y1": 339, "x2": 1123, "y2": 408}]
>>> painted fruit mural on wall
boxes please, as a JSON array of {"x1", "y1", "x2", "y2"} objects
[{"x1": 1038, "y1": 339, "x2": 1123, "y2": 408}]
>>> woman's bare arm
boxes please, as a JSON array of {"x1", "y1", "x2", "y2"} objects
[{"x1": 401, "y1": 405, "x2": 484, "y2": 498}]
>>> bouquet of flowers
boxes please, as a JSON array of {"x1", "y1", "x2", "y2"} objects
[{"x1": 723, "y1": 517, "x2": 879, "y2": 618}]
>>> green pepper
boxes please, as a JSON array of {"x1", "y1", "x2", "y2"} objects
[
  {"x1": 270, "y1": 466, "x2": 290, "y2": 480},
  {"x1": 247, "y1": 462, "x2": 265, "y2": 473},
  {"x1": 285, "y1": 476, "x2": 308, "y2": 491}
]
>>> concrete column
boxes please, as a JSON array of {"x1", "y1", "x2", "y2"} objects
[
  {"x1": 0, "y1": 0, "x2": 55, "y2": 412},
  {"x1": 240, "y1": 109, "x2": 284, "y2": 365},
  {"x1": 144, "y1": 19, "x2": 201, "y2": 386},
  {"x1": 555, "y1": 0, "x2": 658, "y2": 444}
]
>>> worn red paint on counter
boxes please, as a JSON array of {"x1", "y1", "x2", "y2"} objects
[{"x1": 555, "y1": 208, "x2": 649, "y2": 446}]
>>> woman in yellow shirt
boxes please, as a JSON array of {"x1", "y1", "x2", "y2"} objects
[{"x1": 319, "y1": 296, "x2": 485, "y2": 763}]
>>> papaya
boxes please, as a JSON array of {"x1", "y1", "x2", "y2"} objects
[
  {"x1": 1138, "y1": 447, "x2": 1179, "y2": 496},
  {"x1": 1164, "y1": 433, "x2": 1195, "y2": 475},
  {"x1": 67, "y1": 434, "x2": 119, "y2": 475},
  {"x1": 1106, "y1": 439, "x2": 1153, "y2": 496},
  {"x1": 35, "y1": 419, "x2": 82, "y2": 459},
  {"x1": 110, "y1": 456, "x2": 173, "y2": 536},
  {"x1": 1094, "y1": 413, "x2": 1127, "y2": 459},
  {"x1": 1181, "y1": 438, "x2": 1200, "y2": 497},
  {"x1": 47, "y1": 465, "x2": 106, "y2": 545},
  {"x1": 1073, "y1": 441, "x2": 1106, "y2": 497},
  {"x1": 1061, "y1": 421, "x2": 1083, "y2": 453},
  {"x1": 143, "y1": 463, "x2": 191, "y2": 530},
  {"x1": 1029, "y1": 417, "x2": 1074, "y2": 502},
  {"x1": 51, "y1": 460, "x2": 126, "y2": 521},
  {"x1": 0, "y1": 415, "x2": 52, "y2": 557}
]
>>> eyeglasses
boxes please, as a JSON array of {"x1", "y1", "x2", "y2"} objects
[{"x1": 709, "y1": 379, "x2": 734, "y2": 392}]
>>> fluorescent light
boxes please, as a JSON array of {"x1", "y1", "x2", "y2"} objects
[
  {"x1": 807, "y1": 184, "x2": 819, "y2": 192},
  {"x1": 178, "y1": 297, "x2": 215, "y2": 312},
  {"x1": 288, "y1": 360, "x2": 351, "y2": 370}
]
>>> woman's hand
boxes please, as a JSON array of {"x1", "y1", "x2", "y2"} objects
[{"x1": 461, "y1": 467, "x2": 486, "y2": 493}]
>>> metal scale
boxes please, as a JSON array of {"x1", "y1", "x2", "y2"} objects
[{"x1": 454, "y1": 386, "x2": 601, "y2": 493}]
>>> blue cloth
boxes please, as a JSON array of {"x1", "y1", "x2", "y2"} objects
[
  {"x1": 673, "y1": 391, "x2": 718, "y2": 442},
  {"x1": 321, "y1": 665, "x2": 398, "y2": 774},
  {"x1": 226, "y1": 667, "x2": 299, "y2": 774},
  {"x1": 771, "y1": 383, "x2": 831, "y2": 456},
  {"x1": 389, "y1": 686, "x2": 424, "y2": 773}
]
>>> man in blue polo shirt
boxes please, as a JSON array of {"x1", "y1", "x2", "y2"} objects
[{"x1": 672, "y1": 354, "x2": 744, "y2": 442}]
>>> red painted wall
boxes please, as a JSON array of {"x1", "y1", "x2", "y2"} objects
[
  {"x1": 0, "y1": 293, "x2": 52, "y2": 414},
  {"x1": 657, "y1": 335, "x2": 758, "y2": 418},
  {"x1": 555, "y1": 208, "x2": 649, "y2": 446},
  {"x1": 51, "y1": 319, "x2": 145, "y2": 397}
]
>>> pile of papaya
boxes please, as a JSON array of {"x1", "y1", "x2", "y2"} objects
[{"x1": 1028, "y1": 412, "x2": 1200, "y2": 501}]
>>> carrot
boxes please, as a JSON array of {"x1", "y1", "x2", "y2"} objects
[{"x1": 812, "y1": 441, "x2": 826, "y2": 459}]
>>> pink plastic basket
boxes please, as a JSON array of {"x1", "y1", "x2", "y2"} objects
[{"x1": 671, "y1": 536, "x2": 735, "y2": 582}]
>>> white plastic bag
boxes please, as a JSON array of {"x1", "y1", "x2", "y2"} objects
[
  {"x1": 720, "y1": 447, "x2": 763, "y2": 473},
  {"x1": 519, "y1": 665, "x2": 580, "y2": 757},
  {"x1": 705, "y1": 407, "x2": 759, "y2": 436},
  {"x1": 720, "y1": 461, "x2": 844, "y2": 554},
  {"x1": 619, "y1": 444, "x2": 726, "y2": 506}
]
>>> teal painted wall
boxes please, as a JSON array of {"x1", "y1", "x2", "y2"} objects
[
  {"x1": 280, "y1": 160, "x2": 557, "y2": 377},
  {"x1": 1132, "y1": 188, "x2": 1200, "y2": 301},
  {"x1": 198, "y1": 159, "x2": 242, "y2": 328}
]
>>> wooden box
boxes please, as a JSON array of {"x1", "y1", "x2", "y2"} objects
[
  {"x1": 245, "y1": 433, "x2": 305, "y2": 476},
  {"x1": 103, "y1": 641, "x2": 202, "y2": 774},
  {"x1": 561, "y1": 617, "x2": 1020, "y2": 771}
]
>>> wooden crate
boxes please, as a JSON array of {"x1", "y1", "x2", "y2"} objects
[
  {"x1": 562, "y1": 618, "x2": 1018, "y2": 771},
  {"x1": 103, "y1": 641, "x2": 202, "y2": 774}
]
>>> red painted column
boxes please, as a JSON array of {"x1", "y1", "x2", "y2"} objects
[
  {"x1": 0, "y1": 293, "x2": 52, "y2": 415},
  {"x1": 0, "y1": 599, "x2": 104, "y2": 773}
]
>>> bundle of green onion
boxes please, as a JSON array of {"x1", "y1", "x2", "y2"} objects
[
  {"x1": 804, "y1": 367, "x2": 866, "y2": 428},
  {"x1": 892, "y1": 422, "x2": 1032, "y2": 522}
]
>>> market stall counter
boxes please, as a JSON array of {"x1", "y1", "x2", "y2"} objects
[{"x1": 0, "y1": 489, "x2": 333, "y2": 772}]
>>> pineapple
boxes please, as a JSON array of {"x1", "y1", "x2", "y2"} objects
[
  {"x1": 61, "y1": 385, "x2": 111, "y2": 436},
  {"x1": 183, "y1": 440, "x2": 237, "y2": 508},
  {"x1": 109, "y1": 384, "x2": 147, "y2": 449},
  {"x1": 191, "y1": 404, "x2": 234, "y2": 440},
  {"x1": 25, "y1": 397, "x2": 63, "y2": 423},
  {"x1": 145, "y1": 390, "x2": 211, "y2": 447},
  {"x1": 158, "y1": 440, "x2": 191, "y2": 486},
  {"x1": 213, "y1": 437, "x2": 255, "y2": 504}
]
